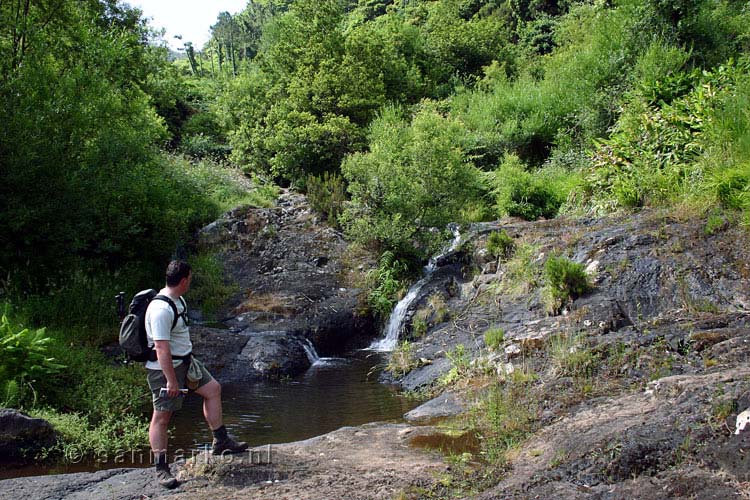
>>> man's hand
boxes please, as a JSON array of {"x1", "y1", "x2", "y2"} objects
[
  {"x1": 164, "y1": 382, "x2": 181, "y2": 399},
  {"x1": 154, "y1": 340, "x2": 181, "y2": 398}
]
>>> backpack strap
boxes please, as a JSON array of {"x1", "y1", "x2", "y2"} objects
[{"x1": 153, "y1": 295, "x2": 183, "y2": 331}]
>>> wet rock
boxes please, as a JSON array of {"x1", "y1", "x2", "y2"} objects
[
  {"x1": 225, "y1": 331, "x2": 312, "y2": 380},
  {"x1": 194, "y1": 191, "x2": 378, "y2": 357},
  {"x1": 0, "y1": 409, "x2": 56, "y2": 464}
]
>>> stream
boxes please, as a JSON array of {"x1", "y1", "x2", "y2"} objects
[{"x1": 0, "y1": 350, "x2": 418, "y2": 479}]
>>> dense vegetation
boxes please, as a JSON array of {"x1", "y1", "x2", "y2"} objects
[
  {"x1": 196, "y1": 0, "x2": 750, "y2": 258},
  {"x1": 1, "y1": 0, "x2": 748, "y2": 464}
]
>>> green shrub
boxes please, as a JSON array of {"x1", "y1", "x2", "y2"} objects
[
  {"x1": 0, "y1": 305, "x2": 149, "y2": 459},
  {"x1": 484, "y1": 327, "x2": 505, "y2": 351},
  {"x1": 447, "y1": 344, "x2": 471, "y2": 374},
  {"x1": 486, "y1": 230, "x2": 515, "y2": 259},
  {"x1": 0, "y1": 310, "x2": 65, "y2": 407},
  {"x1": 542, "y1": 256, "x2": 592, "y2": 314},
  {"x1": 498, "y1": 242, "x2": 542, "y2": 297},
  {"x1": 366, "y1": 251, "x2": 410, "y2": 319},
  {"x1": 341, "y1": 104, "x2": 484, "y2": 259},
  {"x1": 306, "y1": 171, "x2": 347, "y2": 226},
  {"x1": 475, "y1": 380, "x2": 536, "y2": 464},
  {"x1": 585, "y1": 58, "x2": 750, "y2": 212},
  {"x1": 411, "y1": 315, "x2": 428, "y2": 338},
  {"x1": 35, "y1": 337, "x2": 148, "y2": 422},
  {"x1": 490, "y1": 154, "x2": 566, "y2": 220},
  {"x1": 31, "y1": 409, "x2": 148, "y2": 463},
  {"x1": 388, "y1": 340, "x2": 417, "y2": 378},
  {"x1": 427, "y1": 293, "x2": 450, "y2": 324},
  {"x1": 180, "y1": 133, "x2": 231, "y2": 160},
  {"x1": 188, "y1": 253, "x2": 237, "y2": 320},
  {"x1": 704, "y1": 212, "x2": 727, "y2": 236},
  {"x1": 549, "y1": 333, "x2": 600, "y2": 379}
]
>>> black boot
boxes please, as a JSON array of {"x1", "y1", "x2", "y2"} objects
[
  {"x1": 154, "y1": 454, "x2": 178, "y2": 489},
  {"x1": 211, "y1": 425, "x2": 248, "y2": 455}
]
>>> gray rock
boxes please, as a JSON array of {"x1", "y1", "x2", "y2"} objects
[
  {"x1": 711, "y1": 430, "x2": 750, "y2": 481},
  {"x1": 404, "y1": 392, "x2": 465, "y2": 422},
  {"x1": 0, "y1": 409, "x2": 56, "y2": 464},
  {"x1": 194, "y1": 191, "x2": 379, "y2": 356},
  {"x1": 0, "y1": 466, "x2": 175, "y2": 500},
  {"x1": 227, "y1": 331, "x2": 311, "y2": 380},
  {"x1": 400, "y1": 358, "x2": 452, "y2": 392}
]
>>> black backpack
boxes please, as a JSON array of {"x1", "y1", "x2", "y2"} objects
[{"x1": 118, "y1": 289, "x2": 185, "y2": 362}]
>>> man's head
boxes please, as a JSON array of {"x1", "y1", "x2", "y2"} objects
[{"x1": 165, "y1": 260, "x2": 192, "y2": 292}]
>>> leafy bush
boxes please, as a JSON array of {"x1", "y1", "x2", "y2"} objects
[
  {"x1": 0, "y1": 306, "x2": 149, "y2": 460},
  {"x1": 180, "y1": 133, "x2": 231, "y2": 160},
  {"x1": 447, "y1": 344, "x2": 471, "y2": 374},
  {"x1": 585, "y1": 58, "x2": 750, "y2": 212},
  {"x1": 31, "y1": 409, "x2": 148, "y2": 463},
  {"x1": 474, "y1": 380, "x2": 537, "y2": 464},
  {"x1": 486, "y1": 230, "x2": 515, "y2": 259},
  {"x1": 490, "y1": 154, "x2": 567, "y2": 220},
  {"x1": 306, "y1": 172, "x2": 347, "y2": 226},
  {"x1": 440, "y1": 343, "x2": 473, "y2": 386},
  {"x1": 498, "y1": 242, "x2": 542, "y2": 297},
  {"x1": 427, "y1": 293, "x2": 450, "y2": 324},
  {"x1": 342, "y1": 104, "x2": 484, "y2": 259},
  {"x1": 0, "y1": 311, "x2": 64, "y2": 407},
  {"x1": 484, "y1": 327, "x2": 505, "y2": 351},
  {"x1": 35, "y1": 336, "x2": 148, "y2": 423},
  {"x1": 542, "y1": 256, "x2": 592, "y2": 314},
  {"x1": 411, "y1": 315, "x2": 428, "y2": 339},
  {"x1": 366, "y1": 251, "x2": 410, "y2": 319}
]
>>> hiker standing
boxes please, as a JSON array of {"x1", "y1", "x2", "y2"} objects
[{"x1": 145, "y1": 259, "x2": 247, "y2": 489}]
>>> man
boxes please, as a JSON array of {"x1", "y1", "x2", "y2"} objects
[{"x1": 145, "y1": 260, "x2": 247, "y2": 489}]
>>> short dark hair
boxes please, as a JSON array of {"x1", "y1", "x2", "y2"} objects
[{"x1": 166, "y1": 260, "x2": 192, "y2": 287}]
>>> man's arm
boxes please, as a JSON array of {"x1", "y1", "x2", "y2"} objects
[{"x1": 154, "y1": 340, "x2": 180, "y2": 398}]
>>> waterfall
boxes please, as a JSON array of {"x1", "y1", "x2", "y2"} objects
[
  {"x1": 368, "y1": 225, "x2": 462, "y2": 352},
  {"x1": 302, "y1": 338, "x2": 320, "y2": 365},
  {"x1": 301, "y1": 338, "x2": 344, "y2": 367}
]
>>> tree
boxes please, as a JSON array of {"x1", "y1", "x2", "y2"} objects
[{"x1": 0, "y1": 0, "x2": 201, "y2": 289}]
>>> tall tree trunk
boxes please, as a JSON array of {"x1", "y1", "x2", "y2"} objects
[{"x1": 229, "y1": 32, "x2": 237, "y2": 76}]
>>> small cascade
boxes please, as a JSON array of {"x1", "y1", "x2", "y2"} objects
[
  {"x1": 369, "y1": 225, "x2": 462, "y2": 352},
  {"x1": 302, "y1": 338, "x2": 321, "y2": 365},
  {"x1": 301, "y1": 338, "x2": 345, "y2": 367}
]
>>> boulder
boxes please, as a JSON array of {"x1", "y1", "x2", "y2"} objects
[
  {"x1": 0, "y1": 408, "x2": 56, "y2": 463},
  {"x1": 404, "y1": 392, "x2": 465, "y2": 423},
  {"x1": 222, "y1": 331, "x2": 312, "y2": 380}
]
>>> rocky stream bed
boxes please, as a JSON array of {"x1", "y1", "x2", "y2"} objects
[{"x1": 3, "y1": 195, "x2": 750, "y2": 499}]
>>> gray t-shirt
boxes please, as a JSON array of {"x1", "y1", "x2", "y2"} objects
[{"x1": 144, "y1": 289, "x2": 192, "y2": 370}]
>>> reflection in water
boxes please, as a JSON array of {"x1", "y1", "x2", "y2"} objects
[
  {"x1": 169, "y1": 350, "x2": 416, "y2": 453},
  {"x1": 0, "y1": 351, "x2": 418, "y2": 479}
]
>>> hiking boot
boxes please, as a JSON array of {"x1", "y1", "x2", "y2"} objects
[
  {"x1": 212, "y1": 436, "x2": 248, "y2": 455},
  {"x1": 156, "y1": 467, "x2": 178, "y2": 489}
]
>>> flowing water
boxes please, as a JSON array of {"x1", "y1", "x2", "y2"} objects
[{"x1": 369, "y1": 225, "x2": 463, "y2": 352}]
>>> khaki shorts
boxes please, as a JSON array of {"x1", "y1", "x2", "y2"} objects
[{"x1": 147, "y1": 360, "x2": 213, "y2": 412}]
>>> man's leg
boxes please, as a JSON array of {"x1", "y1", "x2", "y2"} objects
[
  {"x1": 149, "y1": 409, "x2": 172, "y2": 453},
  {"x1": 150, "y1": 409, "x2": 178, "y2": 489},
  {"x1": 194, "y1": 379, "x2": 248, "y2": 454},
  {"x1": 195, "y1": 379, "x2": 222, "y2": 429}
]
